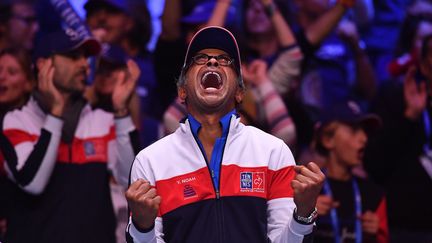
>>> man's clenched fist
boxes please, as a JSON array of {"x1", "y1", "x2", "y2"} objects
[{"x1": 125, "y1": 179, "x2": 161, "y2": 230}]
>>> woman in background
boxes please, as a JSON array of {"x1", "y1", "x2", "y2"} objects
[{"x1": 0, "y1": 47, "x2": 35, "y2": 241}]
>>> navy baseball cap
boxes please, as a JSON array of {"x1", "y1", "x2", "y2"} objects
[
  {"x1": 319, "y1": 100, "x2": 382, "y2": 131},
  {"x1": 183, "y1": 26, "x2": 244, "y2": 87},
  {"x1": 182, "y1": 1, "x2": 236, "y2": 26},
  {"x1": 34, "y1": 28, "x2": 101, "y2": 60}
]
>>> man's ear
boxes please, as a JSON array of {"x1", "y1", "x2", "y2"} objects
[
  {"x1": 178, "y1": 86, "x2": 187, "y2": 103},
  {"x1": 235, "y1": 87, "x2": 245, "y2": 104},
  {"x1": 321, "y1": 132, "x2": 335, "y2": 151}
]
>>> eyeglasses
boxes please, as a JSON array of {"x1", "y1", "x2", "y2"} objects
[
  {"x1": 12, "y1": 15, "x2": 38, "y2": 25},
  {"x1": 191, "y1": 53, "x2": 234, "y2": 66}
]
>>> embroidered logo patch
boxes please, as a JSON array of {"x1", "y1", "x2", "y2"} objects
[
  {"x1": 240, "y1": 172, "x2": 265, "y2": 192},
  {"x1": 183, "y1": 185, "x2": 197, "y2": 199},
  {"x1": 240, "y1": 172, "x2": 253, "y2": 189},
  {"x1": 84, "y1": 141, "x2": 95, "y2": 156}
]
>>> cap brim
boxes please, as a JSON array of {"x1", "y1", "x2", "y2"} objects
[
  {"x1": 73, "y1": 38, "x2": 102, "y2": 57},
  {"x1": 185, "y1": 27, "x2": 239, "y2": 65},
  {"x1": 357, "y1": 114, "x2": 382, "y2": 132}
]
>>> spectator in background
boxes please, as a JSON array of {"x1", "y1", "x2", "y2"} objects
[
  {"x1": 85, "y1": 0, "x2": 132, "y2": 45},
  {"x1": 0, "y1": 29, "x2": 139, "y2": 243},
  {"x1": 85, "y1": 0, "x2": 159, "y2": 146},
  {"x1": 85, "y1": 45, "x2": 141, "y2": 128},
  {"x1": 294, "y1": 0, "x2": 377, "y2": 111},
  {"x1": 360, "y1": 0, "x2": 414, "y2": 84},
  {"x1": 364, "y1": 34, "x2": 432, "y2": 243},
  {"x1": 240, "y1": 0, "x2": 304, "y2": 94},
  {"x1": 0, "y1": 47, "x2": 35, "y2": 242},
  {"x1": 0, "y1": 0, "x2": 39, "y2": 51},
  {"x1": 0, "y1": 48, "x2": 35, "y2": 116},
  {"x1": 312, "y1": 101, "x2": 388, "y2": 243},
  {"x1": 289, "y1": 0, "x2": 377, "y2": 161},
  {"x1": 84, "y1": 45, "x2": 141, "y2": 243},
  {"x1": 388, "y1": 8, "x2": 432, "y2": 78},
  {"x1": 84, "y1": 0, "x2": 156, "y2": 98}
]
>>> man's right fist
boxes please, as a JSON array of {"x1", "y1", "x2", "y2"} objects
[{"x1": 125, "y1": 179, "x2": 161, "y2": 230}]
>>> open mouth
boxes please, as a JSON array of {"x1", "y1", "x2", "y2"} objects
[{"x1": 201, "y1": 72, "x2": 222, "y2": 90}]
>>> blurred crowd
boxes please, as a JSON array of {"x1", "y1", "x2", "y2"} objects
[{"x1": 0, "y1": 0, "x2": 431, "y2": 242}]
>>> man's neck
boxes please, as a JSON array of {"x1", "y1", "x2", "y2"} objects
[
  {"x1": 326, "y1": 156, "x2": 352, "y2": 181},
  {"x1": 194, "y1": 113, "x2": 223, "y2": 140}
]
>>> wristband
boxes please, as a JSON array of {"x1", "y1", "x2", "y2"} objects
[
  {"x1": 293, "y1": 207, "x2": 318, "y2": 225},
  {"x1": 337, "y1": 0, "x2": 355, "y2": 8}
]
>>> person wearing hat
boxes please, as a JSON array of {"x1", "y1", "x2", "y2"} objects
[
  {"x1": 0, "y1": 29, "x2": 140, "y2": 243},
  {"x1": 311, "y1": 101, "x2": 388, "y2": 243},
  {"x1": 84, "y1": 0, "x2": 132, "y2": 45},
  {"x1": 85, "y1": 45, "x2": 141, "y2": 127},
  {"x1": 125, "y1": 26, "x2": 324, "y2": 242}
]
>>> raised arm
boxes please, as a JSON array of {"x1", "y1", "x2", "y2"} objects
[
  {"x1": 337, "y1": 20, "x2": 377, "y2": 100},
  {"x1": 160, "y1": 0, "x2": 182, "y2": 41},
  {"x1": 242, "y1": 60, "x2": 296, "y2": 146},
  {"x1": 206, "y1": 0, "x2": 233, "y2": 27},
  {"x1": 305, "y1": 0, "x2": 353, "y2": 46},
  {"x1": 109, "y1": 60, "x2": 141, "y2": 188},
  {"x1": 267, "y1": 45, "x2": 303, "y2": 95},
  {"x1": 266, "y1": 141, "x2": 324, "y2": 242},
  {"x1": 261, "y1": 0, "x2": 296, "y2": 47},
  {"x1": 125, "y1": 155, "x2": 164, "y2": 243}
]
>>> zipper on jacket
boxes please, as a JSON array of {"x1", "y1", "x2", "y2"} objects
[
  {"x1": 212, "y1": 170, "x2": 220, "y2": 199},
  {"x1": 192, "y1": 136, "x2": 220, "y2": 199}
]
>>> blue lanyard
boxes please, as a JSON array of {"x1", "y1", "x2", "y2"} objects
[
  {"x1": 322, "y1": 178, "x2": 362, "y2": 243},
  {"x1": 423, "y1": 110, "x2": 431, "y2": 153}
]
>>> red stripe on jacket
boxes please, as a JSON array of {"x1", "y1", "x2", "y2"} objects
[
  {"x1": 4, "y1": 126, "x2": 115, "y2": 165},
  {"x1": 376, "y1": 197, "x2": 389, "y2": 243},
  {"x1": 155, "y1": 164, "x2": 295, "y2": 216},
  {"x1": 3, "y1": 129, "x2": 38, "y2": 146}
]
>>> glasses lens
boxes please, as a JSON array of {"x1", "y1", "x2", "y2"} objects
[
  {"x1": 217, "y1": 55, "x2": 232, "y2": 66},
  {"x1": 192, "y1": 54, "x2": 233, "y2": 66},
  {"x1": 193, "y1": 54, "x2": 209, "y2": 65}
]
